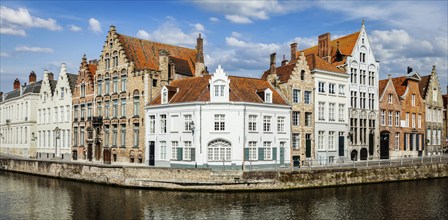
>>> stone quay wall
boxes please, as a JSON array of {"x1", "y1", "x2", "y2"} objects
[{"x1": 1, "y1": 158, "x2": 447, "y2": 191}]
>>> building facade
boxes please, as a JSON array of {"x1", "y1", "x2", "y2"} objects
[
  {"x1": 71, "y1": 55, "x2": 97, "y2": 161},
  {"x1": 378, "y1": 76, "x2": 403, "y2": 159},
  {"x1": 93, "y1": 25, "x2": 205, "y2": 164},
  {"x1": 302, "y1": 22, "x2": 380, "y2": 161},
  {"x1": 391, "y1": 70, "x2": 426, "y2": 157},
  {"x1": 146, "y1": 66, "x2": 291, "y2": 168},
  {"x1": 0, "y1": 72, "x2": 41, "y2": 158},
  {"x1": 419, "y1": 66, "x2": 445, "y2": 155},
  {"x1": 262, "y1": 49, "x2": 314, "y2": 167},
  {"x1": 36, "y1": 65, "x2": 77, "y2": 160}
]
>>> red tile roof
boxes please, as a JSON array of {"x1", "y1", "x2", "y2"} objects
[
  {"x1": 391, "y1": 76, "x2": 408, "y2": 97},
  {"x1": 117, "y1": 33, "x2": 197, "y2": 73},
  {"x1": 301, "y1": 31, "x2": 360, "y2": 66},
  {"x1": 88, "y1": 63, "x2": 97, "y2": 76},
  {"x1": 150, "y1": 75, "x2": 287, "y2": 106},
  {"x1": 418, "y1": 75, "x2": 431, "y2": 99},
  {"x1": 379, "y1": 79, "x2": 389, "y2": 97}
]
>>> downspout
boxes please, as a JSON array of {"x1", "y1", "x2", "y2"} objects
[
  {"x1": 200, "y1": 104, "x2": 202, "y2": 154},
  {"x1": 243, "y1": 105, "x2": 246, "y2": 171}
]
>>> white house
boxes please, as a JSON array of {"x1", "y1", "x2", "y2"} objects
[
  {"x1": 0, "y1": 72, "x2": 41, "y2": 158},
  {"x1": 36, "y1": 64, "x2": 77, "y2": 160},
  {"x1": 145, "y1": 66, "x2": 291, "y2": 169}
]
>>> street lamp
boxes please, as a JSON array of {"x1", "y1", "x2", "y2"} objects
[{"x1": 54, "y1": 127, "x2": 61, "y2": 158}]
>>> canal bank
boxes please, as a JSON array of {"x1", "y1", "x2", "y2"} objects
[{"x1": 1, "y1": 157, "x2": 447, "y2": 191}]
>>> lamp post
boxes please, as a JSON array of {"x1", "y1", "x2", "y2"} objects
[{"x1": 54, "y1": 127, "x2": 61, "y2": 158}]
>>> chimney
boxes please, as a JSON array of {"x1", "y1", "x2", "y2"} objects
[
  {"x1": 270, "y1": 53, "x2": 276, "y2": 73},
  {"x1": 46, "y1": 71, "x2": 54, "y2": 81},
  {"x1": 13, "y1": 78, "x2": 20, "y2": 91},
  {"x1": 318, "y1": 33, "x2": 331, "y2": 62},
  {"x1": 196, "y1": 34, "x2": 204, "y2": 64},
  {"x1": 281, "y1": 55, "x2": 288, "y2": 66},
  {"x1": 110, "y1": 25, "x2": 116, "y2": 32},
  {"x1": 29, "y1": 71, "x2": 36, "y2": 84},
  {"x1": 407, "y1": 66, "x2": 413, "y2": 74},
  {"x1": 290, "y1": 43, "x2": 298, "y2": 61}
]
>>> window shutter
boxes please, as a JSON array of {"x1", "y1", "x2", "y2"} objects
[
  {"x1": 258, "y1": 148, "x2": 264, "y2": 161},
  {"x1": 191, "y1": 148, "x2": 195, "y2": 161},
  {"x1": 272, "y1": 147, "x2": 277, "y2": 161},
  {"x1": 177, "y1": 147, "x2": 183, "y2": 161},
  {"x1": 244, "y1": 148, "x2": 249, "y2": 161}
]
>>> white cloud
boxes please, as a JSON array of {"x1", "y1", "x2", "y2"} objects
[
  {"x1": 0, "y1": 6, "x2": 62, "y2": 36},
  {"x1": 15, "y1": 46, "x2": 53, "y2": 53},
  {"x1": 0, "y1": 52, "x2": 9, "y2": 57},
  {"x1": 88, "y1": 18, "x2": 102, "y2": 33},
  {"x1": 68, "y1": 25, "x2": 82, "y2": 32},
  {"x1": 225, "y1": 15, "x2": 253, "y2": 24},
  {"x1": 209, "y1": 17, "x2": 219, "y2": 23},
  {"x1": 136, "y1": 17, "x2": 204, "y2": 47}
]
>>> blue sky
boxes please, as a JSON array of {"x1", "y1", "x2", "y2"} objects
[{"x1": 1, "y1": 1, "x2": 447, "y2": 93}]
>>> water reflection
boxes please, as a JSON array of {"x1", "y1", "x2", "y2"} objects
[{"x1": 1, "y1": 171, "x2": 447, "y2": 219}]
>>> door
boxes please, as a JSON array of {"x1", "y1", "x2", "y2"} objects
[
  {"x1": 95, "y1": 143, "x2": 101, "y2": 161},
  {"x1": 360, "y1": 148, "x2": 368, "y2": 160},
  {"x1": 380, "y1": 131, "x2": 390, "y2": 159},
  {"x1": 149, "y1": 141, "x2": 155, "y2": 166},
  {"x1": 293, "y1": 156, "x2": 300, "y2": 167},
  {"x1": 279, "y1": 142, "x2": 285, "y2": 166},
  {"x1": 305, "y1": 134, "x2": 311, "y2": 158},
  {"x1": 338, "y1": 136, "x2": 345, "y2": 156},
  {"x1": 369, "y1": 133, "x2": 374, "y2": 156},
  {"x1": 87, "y1": 144, "x2": 93, "y2": 161},
  {"x1": 103, "y1": 148, "x2": 111, "y2": 164}
]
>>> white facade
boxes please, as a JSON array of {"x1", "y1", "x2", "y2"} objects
[
  {"x1": 313, "y1": 69, "x2": 350, "y2": 164},
  {"x1": 346, "y1": 23, "x2": 380, "y2": 160},
  {"x1": 0, "y1": 80, "x2": 40, "y2": 158},
  {"x1": 146, "y1": 66, "x2": 291, "y2": 169},
  {"x1": 36, "y1": 64, "x2": 75, "y2": 160}
]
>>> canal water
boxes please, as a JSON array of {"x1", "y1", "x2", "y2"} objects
[{"x1": 1, "y1": 171, "x2": 447, "y2": 220}]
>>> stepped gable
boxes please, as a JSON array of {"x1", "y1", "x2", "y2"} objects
[
  {"x1": 150, "y1": 75, "x2": 288, "y2": 106},
  {"x1": 418, "y1": 75, "x2": 431, "y2": 99},
  {"x1": 301, "y1": 31, "x2": 360, "y2": 66},
  {"x1": 67, "y1": 73, "x2": 78, "y2": 94},
  {"x1": 117, "y1": 34, "x2": 197, "y2": 73}
]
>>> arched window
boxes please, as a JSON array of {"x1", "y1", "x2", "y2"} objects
[
  {"x1": 133, "y1": 90, "x2": 140, "y2": 116},
  {"x1": 121, "y1": 69, "x2": 127, "y2": 92},
  {"x1": 113, "y1": 51, "x2": 118, "y2": 67},
  {"x1": 208, "y1": 139, "x2": 231, "y2": 161},
  {"x1": 105, "y1": 73, "x2": 110, "y2": 94},
  {"x1": 301, "y1": 70, "x2": 305, "y2": 80},
  {"x1": 105, "y1": 53, "x2": 110, "y2": 70}
]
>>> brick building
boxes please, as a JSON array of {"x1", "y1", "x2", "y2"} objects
[{"x1": 93, "y1": 26, "x2": 205, "y2": 164}]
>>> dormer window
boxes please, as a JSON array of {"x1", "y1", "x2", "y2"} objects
[
  {"x1": 210, "y1": 65, "x2": 230, "y2": 103},
  {"x1": 162, "y1": 90, "x2": 168, "y2": 104},
  {"x1": 265, "y1": 90, "x2": 272, "y2": 103},
  {"x1": 214, "y1": 84, "x2": 224, "y2": 97}
]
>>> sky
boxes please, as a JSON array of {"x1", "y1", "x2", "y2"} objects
[{"x1": 1, "y1": 0, "x2": 447, "y2": 94}]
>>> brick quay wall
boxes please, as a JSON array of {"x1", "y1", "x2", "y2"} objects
[{"x1": 0, "y1": 158, "x2": 447, "y2": 191}]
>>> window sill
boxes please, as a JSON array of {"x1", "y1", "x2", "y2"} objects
[
  {"x1": 263, "y1": 132, "x2": 273, "y2": 134},
  {"x1": 182, "y1": 131, "x2": 192, "y2": 133},
  {"x1": 248, "y1": 131, "x2": 258, "y2": 133},
  {"x1": 210, "y1": 131, "x2": 230, "y2": 134},
  {"x1": 170, "y1": 131, "x2": 178, "y2": 133},
  {"x1": 277, "y1": 132, "x2": 287, "y2": 134}
]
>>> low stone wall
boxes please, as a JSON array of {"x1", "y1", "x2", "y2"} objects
[{"x1": 1, "y1": 158, "x2": 447, "y2": 191}]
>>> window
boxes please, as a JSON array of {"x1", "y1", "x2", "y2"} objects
[
  {"x1": 160, "y1": 115, "x2": 166, "y2": 133},
  {"x1": 263, "y1": 116, "x2": 271, "y2": 132},
  {"x1": 248, "y1": 141, "x2": 257, "y2": 160},
  {"x1": 73, "y1": 128, "x2": 78, "y2": 146},
  {"x1": 328, "y1": 131, "x2": 335, "y2": 150},
  {"x1": 318, "y1": 82, "x2": 325, "y2": 93},
  {"x1": 171, "y1": 141, "x2": 178, "y2": 160},
  {"x1": 304, "y1": 91, "x2": 311, "y2": 104},
  {"x1": 305, "y1": 112, "x2": 312, "y2": 127},
  {"x1": 149, "y1": 115, "x2": 155, "y2": 134},
  {"x1": 97, "y1": 80, "x2": 102, "y2": 95},
  {"x1": 395, "y1": 133, "x2": 400, "y2": 150},
  {"x1": 388, "y1": 111, "x2": 392, "y2": 127},
  {"x1": 418, "y1": 114, "x2": 422, "y2": 128},
  {"x1": 112, "y1": 126, "x2": 117, "y2": 146},
  {"x1": 113, "y1": 77, "x2": 118, "y2": 93},
  {"x1": 105, "y1": 78, "x2": 110, "y2": 94},
  {"x1": 162, "y1": 90, "x2": 168, "y2": 104},
  {"x1": 60, "y1": 106, "x2": 64, "y2": 123},
  {"x1": 66, "y1": 105, "x2": 70, "y2": 122},
  {"x1": 80, "y1": 127, "x2": 85, "y2": 146},
  {"x1": 73, "y1": 106, "x2": 78, "y2": 120},
  {"x1": 300, "y1": 70, "x2": 305, "y2": 80},
  {"x1": 152, "y1": 79, "x2": 157, "y2": 87},
  {"x1": 263, "y1": 142, "x2": 272, "y2": 160},
  {"x1": 208, "y1": 139, "x2": 231, "y2": 161},
  {"x1": 351, "y1": 92, "x2": 357, "y2": 108},
  {"x1": 339, "y1": 85, "x2": 345, "y2": 96},
  {"x1": 405, "y1": 113, "x2": 409, "y2": 127},
  {"x1": 381, "y1": 110, "x2": 385, "y2": 126},
  {"x1": 388, "y1": 94, "x2": 392, "y2": 103},
  {"x1": 292, "y1": 133, "x2": 300, "y2": 149},
  {"x1": 133, "y1": 125, "x2": 139, "y2": 147},
  {"x1": 433, "y1": 88, "x2": 437, "y2": 102},
  {"x1": 369, "y1": 94, "x2": 375, "y2": 110},
  {"x1": 412, "y1": 94, "x2": 415, "y2": 106},
  {"x1": 360, "y1": 52, "x2": 366, "y2": 63},
  {"x1": 329, "y1": 103, "x2": 335, "y2": 121},
  {"x1": 432, "y1": 130, "x2": 436, "y2": 145},
  {"x1": 160, "y1": 141, "x2": 167, "y2": 160},
  {"x1": 277, "y1": 116, "x2": 285, "y2": 132},
  {"x1": 265, "y1": 92, "x2": 272, "y2": 103},
  {"x1": 318, "y1": 102, "x2": 325, "y2": 121},
  {"x1": 292, "y1": 89, "x2": 300, "y2": 103},
  {"x1": 248, "y1": 115, "x2": 257, "y2": 131},
  {"x1": 80, "y1": 105, "x2": 85, "y2": 120},
  {"x1": 214, "y1": 85, "x2": 225, "y2": 96},
  {"x1": 113, "y1": 100, "x2": 118, "y2": 117},
  {"x1": 338, "y1": 104, "x2": 345, "y2": 122},
  {"x1": 105, "y1": 101, "x2": 110, "y2": 118},
  {"x1": 351, "y1": 68, "x2": 357, "y2": 83},
  {"x1": 292, "y1": 111, "x2": 300, "y2": 126},
  {"x1": 54, "y1": 107, "x2": 58, "y2": 123},
  {"x1": 121, "y1": 99, "x2": 126, "y2": 117},
  {"x1": 133, "y1": 95, "x2": 140, "y2": 116},
  {"x1": 80, "y1": 84, "x2": 86, "y2": 97},
  {"x1": 412, "y1": 113, "x2": 416, "y2": 128},
  {"x1": 395, "y1": 112, "x2": 400, "y2": 127},
  {"x1": 120, "y1": 125, "x2": 126, "y2": 147},
  {"x1": 214, "y1": 114, "x2": 225, "y2": 131},
  {"x1": 437, "y1": 130, "x2": 441, "y2": 145},
  {"x1": 184, "y1": 141, "x2": 192, "y2": 160},
  {"x1": 318, "y1": 131, "x2": 324, "y2": 150},
  {"x1": 113, "y1": 51, "x2": 118, "y2": 67},
  {"x1": 369, "y1": 71, "x2": 375, "y2": 86},
  {"x1": 184, "y1": 115, "x2": 192, "y2": 131},
  {"x1": 329, "y1": 83, "x2": 335, "y2": 94},
  {"x1": 87, "y1": 104, "x2": 92, "y2": 118}
]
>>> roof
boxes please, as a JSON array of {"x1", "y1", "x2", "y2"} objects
[
  {"x1": 391, "y1": 76, "x2": 408, "y2": 97},
  {"x1": 418, "y1": 75, "x2": 431, "y2": 99},
  {"x1": 301, "y1": 31, "x2": 360, "y2": 66},
  {"x1": 117, "y1": 33, "x2": 197, "y2": 73},
  {"x1": 49, "y1": 80, "x2": 57, "y2": 95},
  {"x1": 379, "y1": 79, "x2": 389, "y2": 97},
  {"x1": 170, "y1": 56, "x2": 193, "y2": 76},
  {"x1": 67, "y1": 73, "x2": 78, "y2": 93},
  {"x1": 88, "y1": 63, "x2": 97, "y2": 76},
  {"x1": 150, "y1": 75, "x2": 287, "y2": 106},
  {"x1": 2, "y1": 80, "x2": 42, "y2": 102}
]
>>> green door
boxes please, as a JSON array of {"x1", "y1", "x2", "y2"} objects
[
  {"x1": 280, "y1": 145, "x2": 285, "y2": 166},
  {"x1": 306, "y1": 139, "x2": 311, "y2": 158}
]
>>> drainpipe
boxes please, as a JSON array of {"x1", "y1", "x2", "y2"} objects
[
  {"x1": 200, "y1": 104, "x2": 202, "y2": 154},
  {"x1": 243, "y1": 105, "x2": 246, "y2": 171}
]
